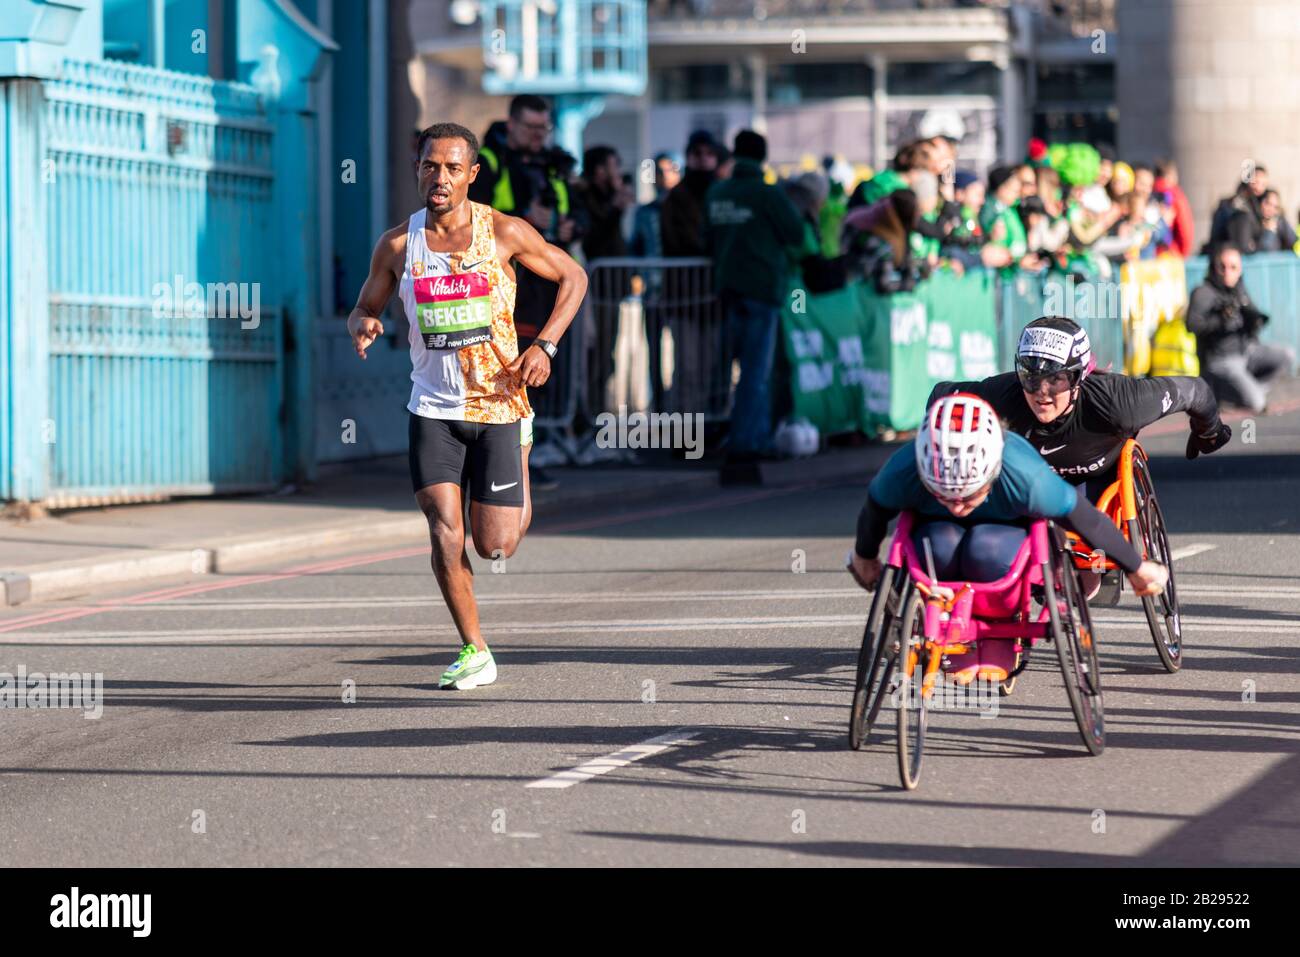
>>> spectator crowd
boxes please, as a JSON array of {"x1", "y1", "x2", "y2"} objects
[{"x1": 460, "y1": 94, "x2": 1298, "y2": 464}]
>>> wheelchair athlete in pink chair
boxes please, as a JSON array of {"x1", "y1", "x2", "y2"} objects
[{"x1": 848, "y1": 393, "x2": 1169, "y2": 684}]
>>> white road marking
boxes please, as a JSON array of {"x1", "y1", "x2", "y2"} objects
[
  {"x1": 526, "y1": 729, "x2": 699, "y2": 790},
  {"x1": 1170, "y1": 543, "x2": 1217, "y2": 562},
  {"x1": 105, "y1": 588, "x2": 866, "y2": 611},
  {"x1": 1177, "y1": 586, "x2": 1300, "y2": 599},
  {"x1": 1091, "y1": 615, "x2": 1299, "y2": 631},
  {"x1": 4, "y1": 611, "x2": 1297, "y2": 644},
  {"x1": 0, "y1": 616, "x2": 864, "y2": 642}
]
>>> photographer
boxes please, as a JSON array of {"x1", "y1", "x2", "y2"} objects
[
  {"x1": 471, "y1": 95, "x2": 587, "y2": 490},
  {"x1": 471, "y1": 97, "x2": 586, "y2": 253},
  {"x1": 1187, "y1": 243, "x2": 1296, "y2": 412}
]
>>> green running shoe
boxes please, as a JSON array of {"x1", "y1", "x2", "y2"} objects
[{"x1": 439, "y1": 643, "x2": 497, "y2": 690}]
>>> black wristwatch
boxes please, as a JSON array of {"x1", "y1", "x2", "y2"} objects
[{"x1": 534, "y1": 339, "x2": 557, "y2": 360}]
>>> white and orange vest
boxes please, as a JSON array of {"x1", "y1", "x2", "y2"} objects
[{"x1": 400, "y1": 201, "x2": 532, "y2": 424}]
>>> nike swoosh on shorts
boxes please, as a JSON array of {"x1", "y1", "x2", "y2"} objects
[{"x1": 491, "y1": 481, "x2": 518, "y2": 492}]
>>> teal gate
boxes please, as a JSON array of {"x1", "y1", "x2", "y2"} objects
[{"x1": 40, "y1": 60, "x2": 282, "y2": 505}]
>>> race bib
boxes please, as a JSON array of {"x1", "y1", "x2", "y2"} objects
[{"x1": 412, "y1": 272, "x2": 493, "y2": 350}]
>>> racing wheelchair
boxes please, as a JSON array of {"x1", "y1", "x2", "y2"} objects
[{"x1": 849, "y1": 511, "x2": 1104, "y2": 791}]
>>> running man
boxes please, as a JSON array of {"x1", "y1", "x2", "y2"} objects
[{"x1": 347, "y1": 123, "x2": 587, "y2": 689}]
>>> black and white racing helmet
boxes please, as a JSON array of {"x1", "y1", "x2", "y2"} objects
[{"x1": 1015, "y1": 316, "x2": 1095, "y2": 387}]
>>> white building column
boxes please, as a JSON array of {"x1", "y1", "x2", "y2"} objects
[
  {"x1": 871, "y1": 53, "x2": 888, "y2": 171},
  {"x1": 998, "y1": 50, "x2": 1025, "y2": 164},
  {"x1": 748, "y1": 51, "x2": 767, "y2": 135}
]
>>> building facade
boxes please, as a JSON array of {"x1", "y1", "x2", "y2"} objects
[{"x1": 412, "y1": 0, "x2": 1116, "y2": 189}]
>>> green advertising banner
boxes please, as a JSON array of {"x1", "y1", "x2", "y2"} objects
[{"x1": 783, "y1": 269, "x2": 999, "y2": 433}]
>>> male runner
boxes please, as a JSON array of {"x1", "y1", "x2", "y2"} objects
[{"x1": 347, "y1": 122, "x2": 587, "y2": 689}]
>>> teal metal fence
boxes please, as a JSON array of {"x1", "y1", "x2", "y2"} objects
[
  {"x1": 995, "y1": 253, "x2": 1300, "y2": 373},
  {"x1": 995, "y1": 270, "x2": 1126, "y2": 373},
  {"x1": 38, "y1": 59, "x2": 282, "y2": 505}
]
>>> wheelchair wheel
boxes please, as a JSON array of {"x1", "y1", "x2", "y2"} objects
[
  {"x1": 848, "y1": 567, "x2": 906, "y2": 750},
  {"x1": 1045, "y1": 525, "x2": 1105, "y2": 755},
  {"x1": 895, "y1": 590, "x2": 929, "y2": 790},
  {"x1": 1131, "y1": 453, "x2": 1182, "y2": 673}
]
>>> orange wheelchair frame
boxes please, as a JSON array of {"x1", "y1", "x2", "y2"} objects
[{"x1": 1063, "y1": 439, "x2": 1182, "y2": 672}]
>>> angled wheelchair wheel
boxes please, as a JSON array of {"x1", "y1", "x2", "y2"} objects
[
  {"x1": 895, "y1": 590, "x2": 929, "y2": 790},
  {"x1": 1045, "y1": 525, "x2": 1105, "y2": 755},
  {"x1": 1131, "y1": 452, "x2": 1182, "y2": 673},
  {"x1": 849, "y1": 567, "x2": 906, "y2": 750}
]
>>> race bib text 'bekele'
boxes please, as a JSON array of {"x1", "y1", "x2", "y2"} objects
[{"x1": 413, "y1": 272, "x2": 493, "y2": 350}]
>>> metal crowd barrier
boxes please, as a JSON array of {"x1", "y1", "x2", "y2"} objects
[
  {"x1": 581, "y1": 257, "x2": 732, "y2": 423},
  {"x1": 995, "y1": 271, "x2": 1126, "y2": 373},
  {"x1": 527, "y1": 302, "x2": 584, "y2": 432}
]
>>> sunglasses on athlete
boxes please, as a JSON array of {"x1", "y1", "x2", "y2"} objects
[{"x1": 1016, "y1": 365, "x2": 1077, "y2": 396}]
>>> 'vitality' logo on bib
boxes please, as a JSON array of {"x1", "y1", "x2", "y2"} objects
[{"x1": 413, "y1": 273, "x2": 493, "y2": 350}]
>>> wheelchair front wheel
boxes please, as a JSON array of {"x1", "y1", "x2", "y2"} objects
[
  {"x1": 849, "y1": 567, "x2": 907, "y2": 750},
  {"x1": 1131, "y1": 453, "x2": 1182, "y2": 673},
  {"x1": 896, "y1": 590, "x2": 929, "y2": 790},
  {"x1": 1045, "y1": 525, "x2": 1105, "y2": 755}
]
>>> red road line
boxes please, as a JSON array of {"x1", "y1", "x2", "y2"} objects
[
  {"x1": 0, "y1": 484, "x2": 808, "y2": 635},
  {"x1": 0, "y1": 606, "x2": 102, "y2": 634}
]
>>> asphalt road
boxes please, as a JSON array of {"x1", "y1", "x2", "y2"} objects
[{"x1": 2, "y1": 401, "x2": 1298, "y2": 867}]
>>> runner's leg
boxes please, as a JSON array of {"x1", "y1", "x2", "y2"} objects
[
  {"x1": 409, "y1": 414, "x2": 487, "y2": 652},
  {"x1": 465, "y1": 419, "x2": 528, "y2": 560},
  {"x1": 416, "y1": 482, "x2": 487, "y2": 652}
]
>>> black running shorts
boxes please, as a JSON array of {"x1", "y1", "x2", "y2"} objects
[{"x1": 408, "y1": 413, "x2": 524, "y2": 506}]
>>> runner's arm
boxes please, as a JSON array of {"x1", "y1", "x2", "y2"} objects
[
  {"x1": 496, "y1": 212, "x2": 587, "y2": 345},
  {"x1": 347, "y1": 228, "x2": 402, "y2": 356},
  {"x1": 853, "y1": 447, "x2": 921, "y2": 559},
  {"x1": 854, "y1": 491, "x2": 899, "y2": 561},
  {"x1": 1107, "y1": 374, "x2": 1224, "y2": 436}
]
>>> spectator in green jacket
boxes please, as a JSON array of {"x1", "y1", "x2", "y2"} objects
[
  {"x1": 982, "y1": 164, "x2": 1045, "y2": 274},
  {"x1": 849, "y1": 140, "x2": 934, "y2": 209},
  {"x1": 705, "y1": 130, "x2": 806, "y2": 464}
]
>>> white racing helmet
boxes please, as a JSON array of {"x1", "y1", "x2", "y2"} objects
[{"x1": 916, "y1": 393, "x2": 1005, "y2": 500}]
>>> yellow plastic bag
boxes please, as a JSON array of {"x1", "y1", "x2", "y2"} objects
[{"x1": 1149, "y1": 317, "x2": 1200, "y2": 378}]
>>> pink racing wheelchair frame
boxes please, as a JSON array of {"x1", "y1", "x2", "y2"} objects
[{"x1": 887, "y1": 510, "x2": 1055, "y2": 663}]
